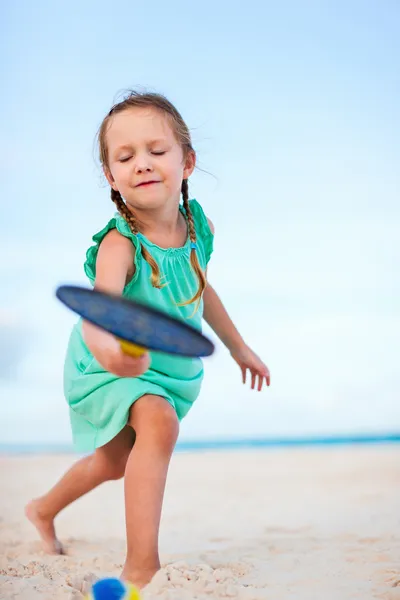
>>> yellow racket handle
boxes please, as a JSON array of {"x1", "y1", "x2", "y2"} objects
[
  {"x1": 119, "y1": 339, "x2": 147, "y2": 358},
  {"x1": 125, "y1": 583, "x2": 141, "y2": 599}
]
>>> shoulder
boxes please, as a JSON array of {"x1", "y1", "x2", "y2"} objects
[
  {"x1": 98, "y1": 227, "x2": 134, "y2": 254},
  {"x1": 84, "y1": 216, "x2": 139, "y2": 286},
  {"x1": 93, "y1": 213, "x2": 140, "y2": 260},
  {"x1": 96, "y1": 228, "x2": 135, "y2": 274},
  {"x1": 188, "y1": 199, "x2": 215, "y2": 234},
  {"x1": 187, "y1": 199, "x2": 214, "y2": 264}
]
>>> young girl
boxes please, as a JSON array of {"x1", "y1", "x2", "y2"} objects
[{"x1": 26, "y1": 91, "x2": 270, "y2": 588}]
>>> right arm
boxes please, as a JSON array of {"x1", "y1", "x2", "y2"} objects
[{"x1": 82, "y1": 229, "x2": 150, "y2": 377}]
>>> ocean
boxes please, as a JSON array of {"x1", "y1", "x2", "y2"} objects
[{"x1": 1, "y1": 432, "x2": 399, "y2": 454}]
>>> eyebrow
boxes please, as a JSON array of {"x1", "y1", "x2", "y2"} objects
[{"x1": 115, "y1": 139, "x2": 168, "y2": 152}]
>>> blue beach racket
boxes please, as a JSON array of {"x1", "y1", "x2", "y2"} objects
[{"x1": 56, "y1": 285, "x2": 214, "y2": 358}]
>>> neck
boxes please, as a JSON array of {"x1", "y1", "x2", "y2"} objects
[
  {"x1": 131, "y1": 204, "x2": 180, "y2": 235},
  {"x1": 125, "y1": 195, "x2": 188, "y2": 248}
]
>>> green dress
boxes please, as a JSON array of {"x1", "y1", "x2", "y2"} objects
[{"x1": 63, "y1": 199, "x2": 214, "y2": 453}]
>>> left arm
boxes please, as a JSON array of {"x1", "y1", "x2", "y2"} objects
[
  {"x1": 203, "y1": 283, "x2": 245, "y2": 354},
  {"x1": 203, "y1": 219, "x2": 270, "y2": 391}
]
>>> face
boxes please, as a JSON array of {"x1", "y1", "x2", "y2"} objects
[{"x1": 104, "y1": 107, "x2": 195, "y2": 211}]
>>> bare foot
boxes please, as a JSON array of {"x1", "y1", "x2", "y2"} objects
[
  {"x1": 121, "y1": 566, "x2": 158, "y2": 589},
  {"x1": 25, "y1": 499, "x2": 64, "y2": 555}
]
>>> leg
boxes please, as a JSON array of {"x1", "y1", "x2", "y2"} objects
[
  {"x1": 121, "y1": 395, "x2": 179, "y2": 588},
  {"x1": 26, "y1": 425, "x2": 135, "y2": 553}
]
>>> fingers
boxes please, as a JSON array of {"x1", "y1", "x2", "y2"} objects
[
  {"x1": 245, "y1": 368, "x2": 271, "y2": 391},
  {"x1": 251, "y1": 371, "x2": 256, "y2": 390},
  {"x1": 122, "y1": 353, "x2": 150, "y2": 377},
  {"x1": 247, "y1": 369, "x2": 263, "y2": 391},
  {"x1": 238, "y1": 353, "x2": 271, "y2": 391},
  {"x1": 257, "y1": 374, "x2": 263, "y2": 392},
  {"x1": 106, "y1": 351, "x2": 150, "y2": 377}
]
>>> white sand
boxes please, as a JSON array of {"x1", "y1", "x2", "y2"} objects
[{"x1": 0, "y1": 445, "x2": 399, "y2": 599}]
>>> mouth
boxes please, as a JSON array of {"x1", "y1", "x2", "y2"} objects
[{"x1": 135, "y1": 181, "x2": 160, "y2": 188}]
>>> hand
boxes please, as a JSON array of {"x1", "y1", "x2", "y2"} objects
[
  {"x1": 83, "y1": 321, "x2": 150, "y2": 378},
  {"x1": 101, "y1": 344, "x2": 151, "y2": 378},
  {"x1": 231, "y1": 344, "x2": 270, "y2": 391}
]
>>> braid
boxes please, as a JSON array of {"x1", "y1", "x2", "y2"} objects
[
  {"x1": 181, "y1": 179, "x2": 196, "y2": 243},
  {"x1": 180, "y1": 179, "x2": 207, "y2": 308},
  {"x1": 111, "y1": 189, "x2": 165, "y2": 289},
  {"x1": 111, "y1": 188, "x2": 139, "y2": 233}
]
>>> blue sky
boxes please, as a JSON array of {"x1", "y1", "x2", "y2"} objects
[{"x1": 1, "y1": 0, "x2": 399, "y2": 444}]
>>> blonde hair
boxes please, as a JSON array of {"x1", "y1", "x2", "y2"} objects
[{"x1": 97, "y1": 91, "x2": 206, "y2": 307}]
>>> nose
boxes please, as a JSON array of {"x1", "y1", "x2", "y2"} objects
[{"x1": 134, "y1": 153, "x2": 153, "y2": 174}]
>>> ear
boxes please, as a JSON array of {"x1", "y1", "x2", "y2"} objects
[
  {"x1": 183, "y1": 150, "x2": 196, "y2": 180},
  {"x1": 103, "y1": 166, "x2": 118, "y2": 191}
]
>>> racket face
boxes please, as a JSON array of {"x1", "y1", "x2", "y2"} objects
[{"x1": 56, "y1": 285, "x2": 215, "y2": 358}]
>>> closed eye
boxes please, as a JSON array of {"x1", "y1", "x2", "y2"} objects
[
  {"x1": 151, "y1": 151, "x2": 166, "y2": 155},
  {"x1": 119, "y1": 156, "x2": 132, "y2": 163}
]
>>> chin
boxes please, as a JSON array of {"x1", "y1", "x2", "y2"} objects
[{"x1": 125, "y1": 195, "x2": 166, "y2": 211}]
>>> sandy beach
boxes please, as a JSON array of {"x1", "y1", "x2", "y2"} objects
[{"x1": 0, "y1": 445, "x2": 399, "y2": 599}]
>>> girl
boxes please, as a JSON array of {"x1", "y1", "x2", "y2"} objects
[{"x1": 26, "y1": 91, "x2": 270, "y2": 589}]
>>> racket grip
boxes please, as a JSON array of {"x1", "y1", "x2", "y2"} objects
[{"x1": 119, "y1": 339, "x2": 147, "y2": 358}]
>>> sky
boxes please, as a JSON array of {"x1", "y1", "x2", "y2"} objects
[{"x1": 1, "y1": 0, "x2": 399, "y2": 445}]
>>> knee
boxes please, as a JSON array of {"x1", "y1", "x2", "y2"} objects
[
  {"x1": 90, "y1": 451, "x2": 129, "y2": 482},
  {"x1": 129, "y1": 396, "x2": 179, "y2": 454},
  {"x1": 106, "y1": 459, "x2": 127, "y2": 481}
]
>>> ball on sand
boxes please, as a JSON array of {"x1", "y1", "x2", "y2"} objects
[{"x1": 86, "y1": 577, "x2": 140, "y2": 600}]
